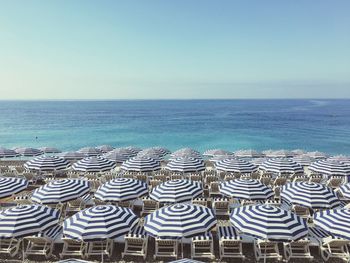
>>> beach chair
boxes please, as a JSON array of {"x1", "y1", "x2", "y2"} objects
[
  {"x1": 154, "y1": 174, "x2": 167, "y2": 182},
  {"x1": 170, "y1": 174, "x2": 183, "y2": 180},
  {"x1": 192, "y1": 197, "x2": 207, "y2": 207},
  {"x1": 309, "y1": 226, "x2": 350, "y2": 262},
  {"x1": 327, "y1": 176, "x2": 344, "y2": 189},
  {"x1": 65, "y1": 198, "x2": 86, "y2": 216},
  {"x1": 224, "y1": 174, "x2": 235, "y2": 181},
  {"x1": 122, "y1": 225, "x2": 148, "y2": 260},
  {"x1": 273, "y1": 176, "x2": 287, "y2": 186},
  {"x1": 149, "y1": 179, "x2": 162, "y2": 190},
  {"x1": 218, "y1": 225, "x2": 245, "y2": 260},
  {"x1": 154, "y1": 238, "x2": 178, "y2": 259},
  {"x1": 205, "y1": 175, "x2": 218, "y2": 188},
  {"x1": 209, "y1": 181, "x2": 221, "y2": 197},
  {"x1": 212, "y1": 198, "x2": 230, "y2": 217},
  {"x1": 136, "y1": 174, "x2": 148, "y2": 182},
  {"x1": 141, "y1": 197, "x2": 159, "y2": 216},
  {"x1": 191, "y1": 232, "x2": 215, "y2": 260},
  {"x1": 292, "y1": 205, "x2": 310, "y2": 220},
  {"x1": 283, "y1": 238, "x2": 313, "y2": 262},
  {"x1": 85, "y1": 239, "x2": 113, "y2": 260},
  {"x1": 309, "y1": 174, "x2": 323, "y2": 184},
  {"x1": 88, "y1": 179, "x2": 101, "y2": 193},
  {"x1": 60, "y1": 237, "x2": 88, "y2": 259},
  {"x1": 293, "y1": 175, "x2": 308, "y2": 182},
  {"x1": 0, "y1": 238, "x2": 21, "y2": 258},
  {"x1": 189, "y1": 174, "x2": 201, "y2": 182},
  {"x1": 24, "y1": 225, "x2": 62, "y2": 259},
  {"x1": 254, "y1": 239, "x2": 282, "y2": 262},
  {"x1": 251, "y1": 172, "x2": 260, "y2": 180},
  {"x1": 259, "y1": 175, "x2": 272, "y2": 186}
]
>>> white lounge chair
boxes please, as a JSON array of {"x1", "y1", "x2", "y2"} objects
[
  {"x1": 191, "y1": 232, "x2": 215, "y2": 260},
  {"x1": 283, "y1": 238, "x2": 313, "y2": 262},
  {"x1": 212, "y1": 198, "x2": 230, "y2": 217},
  {"x1": 60, "y1": 238, "x2": 88, "y2": 259},
  {"x1": 0, "y1": 238, "x2": 21, "y2": 258},
  {"x1": 218, "y1": 225, "x2": 245, "y2": 260},
  {"x1": 85, "y1": 239, "x2": 113, "y2": 260},
  {"x1": 122, "y1": 225, "x2": 148, "y2": 260},
  {"x1": 154, "y1": 238, "x2": 178, "y2": 259},
  {"x1": 254, "y1": 239, "x2": 282, "y2": 262}
]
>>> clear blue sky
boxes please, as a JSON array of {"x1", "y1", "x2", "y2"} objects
[{"x1": 1, "y1": 0, "x2": 349, "y2": 99}]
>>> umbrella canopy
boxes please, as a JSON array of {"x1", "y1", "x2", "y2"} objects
[
  {"x1": 293, "y1": 155, "x2": 314, "y2": 166},
  {"x1": 281, "y1": 182, "x2": 340, "y2": 209},
  {"x1": 291, "y1": 149, "x2": 307, "y2": 156},
  {"x1": 149, "y1": 146, "x2": 171, "y2": 156},
  {"x1": 123, "y1": 146, "x2": 142, "y2": 155},
  {"x1": 230, "y1": 205, "x2": 308, "y2": 241},
  {"x1": 15, "y1": 147, "x2": 43, "y2": 157},
  {"x1": 314, "y1": 209, "x2": 350, "y2": 240},
  {"x1": 251, "y1": 158, "x2": 267, "y2": 165},
  {"x1": 215, "y1": 158, "x2": 258, "y2": 173},
  {"x1": 31, "y1": 179, "x2": 90, "y2": 204},
  {"x1": 307, "y1": 151, "x2": 328, "y2": 159},
  {"x1": 150, "y1": 179, "x2": 203, "y2": 203},
  {"x1": 0, "y1": 205, "x2": 59, "y2": 238},
  {"x1": 63, "y1": 205, "x2": 138, "y2": 241},
  {"x1": 144, "y1": 203, "x2": 216, "y2": 239},
  {"x1": 338, "y1": 183, "x2": 350, "y2": 199},
  {"x1": 269, "y1": 150, "x2": 295, "y2": 158},
  {"x1": 0, "y1": 177, "x2": 28, "y2": 199},
  {"x1": 39, "y1": 147, "x2": 61, "y2": 153},
  {"x1": 137, "y1": 150, "x2": 163, "y2": 162},
  {"x1": 139, "y1": 147, "x2": 170, "y2": 157},
  {"x1": 59, "y1": 151, "x2": 86, "y2": 161},
  {"x1": 171, "y1": 148, "x2": 202, "y2": 159},
  {"x1": 120, "y1": 156, "x2": 161, "y2": 172},
  {"x1": 95, "y1": 178, "x2": 148, "y2": 202},
  {"x1": 203, "y1": 149, "x2": 233, "y2": 157},
  {"x1": 309, "y1": 160, "x2": 350, "y2": 176},
  {"x1": 169, "y1": 259, "x2": 204, "y2": 263},
  {"x1": 234, "y1": 149, "x2": 263, "y2": 158},
  {"x1": 328, "y1": 155, "x2": 350, "y2": 165},
  {"x1": 78, "y1": 147, "x2": 101, "y2": 157},
  {"x1": 72, "y1": 156, "x2": 116, "y2": 173},
  {"x1": 96, "y1": 145, "x2": 114, "y2": 153},
  {"x1": 0, "y1": 147, "x2": 19, "y2": 158},
  {"x1": 259, "y1": 158, "x2": 303, "y2": 174},
  {"x1": 165, "y1": 157, "x2": 205, "y2": 173},
  {"x1": 102, "y1": 149, "x2": 131, "y2": 163},
  {"x1": 220, "y1": 179, "x2": 274, "y2": 200},
  {"x1": 24, "y1": 156, "x2": 70, "y2": 171}
]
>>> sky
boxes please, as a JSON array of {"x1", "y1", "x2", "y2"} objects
[{"x1": 0, "y1": 0, "x2": 349, "y2": 99}]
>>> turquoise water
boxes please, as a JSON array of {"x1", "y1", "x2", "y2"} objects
[{"x1": 0, "y1": 99, "x2": 349, "y2": 155}]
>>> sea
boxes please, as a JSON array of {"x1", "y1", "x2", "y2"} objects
[{"x1": 0, "y1": 99, "x2": 349, "y2": 155}]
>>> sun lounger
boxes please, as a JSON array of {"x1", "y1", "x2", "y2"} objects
[
  {"x1": 212, "y1": 198, "x2": 230, "y2": 217},
  {"x1": 60, "y1": 238, "x2": 88, "y2": 259},
  {"x1": 191, "y1": 232, "x2": 214, "y2": 259},
  {"x1": 283, "y1": 238, "x2": 313, "y2": 262},
  {"x1": 141, "y1": 197, "x2": 159, "y2": 216},
  {"x1": 218, "y1": 225, "x2": 244, "y2": 260},
  {"x1": 0, "y1": 238, "x2": 21, "y2": 257},
  {"x1": 254, "y1": 239, "x2": 282, "y2": 262},
  {"x1": 85, "y1": 239, "x2": 113, "y2": 260},
  {"x1": 154, "y1": 238, "x2": 178, "y2": 259},
  {"x1": 122, "y1": 225, "x2": 148, "y2": 260}
]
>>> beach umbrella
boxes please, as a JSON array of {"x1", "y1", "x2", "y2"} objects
[
  {"x1": 230, "y1": 205, "x2": 308, "y2": 241},
  {"x1": 203, "y1": 149, "x2": 233, "y2": 157},
  {"x1": 0, "y1": 177, "x2": 28, "y2": 199},
  {"x1": 270, "y1": 150, "x2": 295, "y2": 158},
  {"x1": 262, "y1": 150, "x2": 274, "y2": 157},
  {"x1": 31, "y1": 179, "x2": 90, "y2": 204},
  {"x1": 308, "y1": 160, "x2": 350, "y2": 176},
  {"x1": 171, "y1": 148, "x2": 201, "y2": 159},
  {"x1": 102, "y1": 149, "x2": 131, "y2": 163},
  {"x1": 251, "y1": 158, "x2": 267, "y2": 165},
  {"x1": 328, "y1": 155, "x2": 350, "y2": 165},
  {"x1": 291, "y1": 149, "x2": 307, "y2": 156},
  {"x1": 0, "y1": 147, "x2": 19, "y2": 158},
  {"x1": 15, "y1": 147, "x2": 43, "y2": 157},
  {"x1": 24, "y1": 156, "x2": 70, "y2": 171},
  {"x1": 95, "y1": 178, "x2": 148, "y2": 202},
  {"x1": 215, "y1": 158, "x2": 258, "y2": 173},
  {"x1": 169, "y1": 259, "x2": 204, "y2": 263},
  {"x1": 96, "y1": 145, "x2": 114, "y2": 153},
  {"x1": 137, "y1": 149, "x2": 164, "y2": 162},
  {"x1": 150, "y1": 146, "x2": 171, "y2": 156},
  {"x1": 58, "y1": 260, "x2": 93, "y2": 263},
  {"x1": 209, "y1": 155, "x2": 234, "y2": 162},
  {"x1": 259, "y1": 158, "x2": 303, "y2": 174},
  {"x1": 63, "y1": 205, "x2": 138, "y2": 241},
  {"x1": 338, "y1": 183, "x2": 350, "y2": 199},
  {"x1": 281, "y1": 182, "x2": 340, "y2": 209},
  {"x1": 59, "y1": 151, "x2": 86, "y2": 161},
  {"x1": 314, "y1": 209, "x2": 350, "y2": 240},
  {"x1": 78, "y1": 147, "x2": 101, "y2": 157},
  {"x1": 123, "y1": 146, "x2": 142, "y2": 155},
  {"x1": 140, "y1": 147, "x2": 170, "y2": 157},
  {"x1": 120, "y1": 156, "x2": 161, "y2": 172},
  {"x1": 150, "y1": 179, "x2": 203, "y2": 203},
  {"x1": 0, "y1": 205, "x2": 59, "y2": 239},
  {"x1": 39, "y1": 147, "x2": 61, "y2": 153},
  {"x1": 293, "y1": 155, "x2": 314, "y2": 166},
  {"x1": 72, "y1": 156, "x2": 116, "y2": 173},
  {"x1": 220, "y1": 179, "x2": 274, "y2": 200},
  {"x1": 165, "y1": 157, "x2": 205, "y2": 173},
  {"x1": 234, "y1": 149, "x2": 263, "y2": 158},
  {"x1": 307, "y1": 151, "x2": 328, "y2": 159},
  {"x1": 144, "y1": 203, "x2": 216, "y2": 239}
]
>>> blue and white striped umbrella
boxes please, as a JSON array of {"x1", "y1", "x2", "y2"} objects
[
  {"x1": 166, "y1": 157, "x2": 205, "y2": 173},
  {"x1": 0, "y1": 147, "x2": 19, "y2": 158},
  {"x1": 281, "y1": 182, "x2": 340, "y2": 209},
  {"x1": 150, "y1": 179, "x2": 203, "y2": 203},
  {"x1": 144, "y1": 204, "x2": 216, "y2": 239},
  {"x1": 103, "y1": 149, "x2": 133, "y2": 163},
  {"x1": 120, "y1": 156, "x2": 161, "y2": 172},
  {"x1": 15, "y1": 147, "x2": 43, "y2": 157},
  {"x1": 220, "y1": 179, "x2": 274, "y2": 200},
  {"x1": 123, "y1": 146, "x2": 142, "y2": 155},
  {"x1": 169, "y1": 259, "x2": 204, "y2": 263},
  {"x1": 203, "y1": 149, "x2": 233, "y2": 157},
  {"x1": 150, "y1": 146, "x2": 171, "y2": 156},
  {"x1": 171, "y1": 148, "x2": 202, "y2": 159},
  {"x1": 78, "y1": 147, "x2": 101, "y2": 157},
  {"x1": 309, "y1": 160, "x2": 350, "y2": 176},
  {"x1": 63, "y1": 205, "x2": 138, "y2": 241},
  {"x1": 96, "y1": 145, "x2": 114, "y2": 153},
  {"x1": 0, "y1": 177, "x2": 28, "y2": 199},
  {"x1": 307, "y1": 151, "x2": 328, "y2": 159},
  {"x1": 328, "y1": 155, "x2": 350, "y2": 165},
  {"x1": 215, "y1": 158, "x2": 258, "y2": 173},
  {"x1": 230, "y1": 205, "x2": 308, "y2": 241},
  {"x1": 293, "y1": 155, "x2": 314, "y2": 166},
  {"x1": 269, "y1": 150, "x2": 295, "y2": 158},
  {"x1": 314, "y1": 209, "x2": 350, "y2": 240},
  {"x1": 0, "y1": 205, "x2": 59, "y2": 238},
  {"x1": 234, "y1": 149, "x2": 263, "y2": 158},
  {"x1": 291, "y1": 149, "x2": 307, "y2": 156},
  {"x1": 259, "y1": 158, "x2": 304, "y2": 174},
  {"x1": 24, "y1": 156, "x2": 70, "y2": 171},
  {"x1": 31, "y1": 179, "x2": 90, "y2": 204},
  {"x1": 251, "y1": 158, "x2": 267, "y2": 165},
  {"x1": 59, "y1": 151, "x2": 86, "y2": 161},
  {"x1": 95, "y1": 178, "x2": 148, "y2": 202},
  {"x1": 39, "y1": 147, "x2": 61, "y2": 153},
  {"x1": 72, "y1": 156, "x2": 116, "y2": 172},
  {"x1": 137, "y1": 149, "x2": 164, "y2": 162},
  {"x1": 338, "y1": 183, "x2": 350, "y2": 199},
  {"x1": 139, "y1": 147, "x2": 170, "y2": 158}
]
